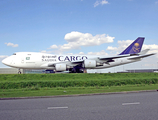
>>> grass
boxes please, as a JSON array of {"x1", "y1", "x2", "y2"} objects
[
  {"x1": 0, "y1": 73, "x2": 158, "y2": 98},
  {"x1": 0, "y1": 84, "x2": 158, "y2": 98},
  {"x1": 1, "y1": 73, "x2": 158, "y2": 82},
  {"x1": 0, "y1": 73, "x2": 158, "y2": 89}
]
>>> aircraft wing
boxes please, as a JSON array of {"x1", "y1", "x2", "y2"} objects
[
  {"x1": 99, "y1": 54, "x2": 130, "y2": 60},
  {"x1": 128, "y1": 53, "x2": 156, "y2": 60}
]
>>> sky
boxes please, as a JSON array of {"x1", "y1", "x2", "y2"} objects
[{"x1": 0, "y1": 0, "x2": 158, "y2": 72}]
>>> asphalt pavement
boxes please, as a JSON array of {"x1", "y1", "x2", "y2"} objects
[{"x1": 0, "y1": 91, "x2": 158, "y2": 120}]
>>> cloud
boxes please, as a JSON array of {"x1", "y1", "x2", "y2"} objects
[
  {"x1": 5, "y1": 42, "x2": 18, "y2": 47},
  {"x1": 117, "y1": 40, "x2": 133, "y2": 51},
  {"x1": 49, "y1": 31, "x2": 114, "y2": 51},
  {"x1": 50, "y1": 45, "x2": 58, "y2": 49},
  {"x1": 62, "y1": 31, "x2": 114, "y2": 50},
  {"x1": 79, "y1": 52, "x2": 85, "y2": 55},
  {"x1": 101, "y1": 0, "x2": 109, "y2": 4},
  {"x1": 40, "y1": 50, "x2": 54, "y2": 54},
  {"x1": 94, "y1": 0, "x2": 109, "y2": 7},
  {"x1": 106, "y1": 39, "x2": 133, "y2": 53},
  {"x1": 107, "y1": 46, "x2": 117, "y2": 51},
  {"x1": 143, "y1": 44, "x2": 158, "y2": 50},
  {"x1": 67, "y1": 53, "x2": 73, "y2": 55},
  {"x1": 0, "y1": 55, "x2": 8, "y2": 59},
  {"x1": 87, "y1": 50, "x2": 108, "y2": 56},
  {"x1": 40, "y1": 50, "x2": 47, "y2": 53}
]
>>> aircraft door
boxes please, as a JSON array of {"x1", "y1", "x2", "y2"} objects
[{"x1": 21, "y1": 57, "x2": 24, "y2": 63}]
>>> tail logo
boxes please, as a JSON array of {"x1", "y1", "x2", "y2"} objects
[{"x1": 132, "y1": 43, "x2": 140, "y2": 52}]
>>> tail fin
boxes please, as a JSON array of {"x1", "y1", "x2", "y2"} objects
[{"x1": 119, "y1": 37, "x2": 144, "y2": 55}]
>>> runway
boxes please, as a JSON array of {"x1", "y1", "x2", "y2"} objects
[{"x1": 0, "y1": 91, "x2": 158, "y2": 120}]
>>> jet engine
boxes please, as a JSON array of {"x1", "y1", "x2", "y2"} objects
[
  {"x1": 83, "y1": 60, "x2": 103, "y2": 68},
  {"x1": 55, "y1": 64, "x2": 67, "y2": 71}
]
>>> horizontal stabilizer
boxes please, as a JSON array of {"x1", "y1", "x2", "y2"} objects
[{"x1": 138, "y1": 49, "x2": 150, "y2": 55}]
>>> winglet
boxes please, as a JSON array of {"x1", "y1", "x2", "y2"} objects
[{"x1": 119, "y1": 37, "x2": 144, "y2": 55}]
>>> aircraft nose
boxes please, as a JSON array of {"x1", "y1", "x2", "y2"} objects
[{"x1": 2, "y1": 57, "x2": 10, "y2": 66}]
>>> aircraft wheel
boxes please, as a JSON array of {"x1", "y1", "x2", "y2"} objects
[{"x1": 18, "y1": 69, "x2": 21, "y2": 74}]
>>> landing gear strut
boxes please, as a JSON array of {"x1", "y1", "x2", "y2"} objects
[
  {"x1": 18, "y1": 69, "x2": 21, "y2": 74},
  {"x1": 69, "y1": 65, "x2": 84, "y2": 73}
]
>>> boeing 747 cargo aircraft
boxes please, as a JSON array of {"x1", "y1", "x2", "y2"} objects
[{"x1": 2, "y1": 37, "x2": 155, "y2": 73}]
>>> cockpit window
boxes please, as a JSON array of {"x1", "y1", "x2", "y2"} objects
[{"x1": 13, "y1": 53, "x2": 16, "y2": 55}]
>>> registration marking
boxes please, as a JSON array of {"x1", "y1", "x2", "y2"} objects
[
  {"x1": 47, "y1": 106, "x2": 68, "y2": 109},
  {"x1": 122, "y1": 102, "x2": 140, "y2": 106}
]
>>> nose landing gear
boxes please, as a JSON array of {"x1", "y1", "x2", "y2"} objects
[{"x1": 18, "y1": 69, "x2": 21, "y2": 74}]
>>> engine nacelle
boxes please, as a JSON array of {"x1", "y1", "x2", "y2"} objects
[
  {"x1": 84, "y1": 60, "x2": 104, "y2": 68},
  {"x1": 84, "y1": 60, "x2": 96, "y2": 68},
  {"x1": 55, "y1": 64, "x2": 67, "y2": 71}
]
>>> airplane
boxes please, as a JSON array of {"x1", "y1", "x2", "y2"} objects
[{"x1": 2, "y1": 37, "x2": 156, "y2": 74}]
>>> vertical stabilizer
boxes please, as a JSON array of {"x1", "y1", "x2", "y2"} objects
[{"x1": 119, "y1": 37, "x2": 144, "y2": 55}]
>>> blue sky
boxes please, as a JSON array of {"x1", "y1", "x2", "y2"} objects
[{"x1": 0, "y1": 0, "x2": 158, "y2": 71}]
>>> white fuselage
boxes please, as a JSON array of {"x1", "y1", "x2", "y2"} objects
[{"x1": 2, "y1": 52, "x2": 140, "y2": 70}]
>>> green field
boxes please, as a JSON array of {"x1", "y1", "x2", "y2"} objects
[{"x1": 0, "y1": 73, "x2": 158, "y2": 98}]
